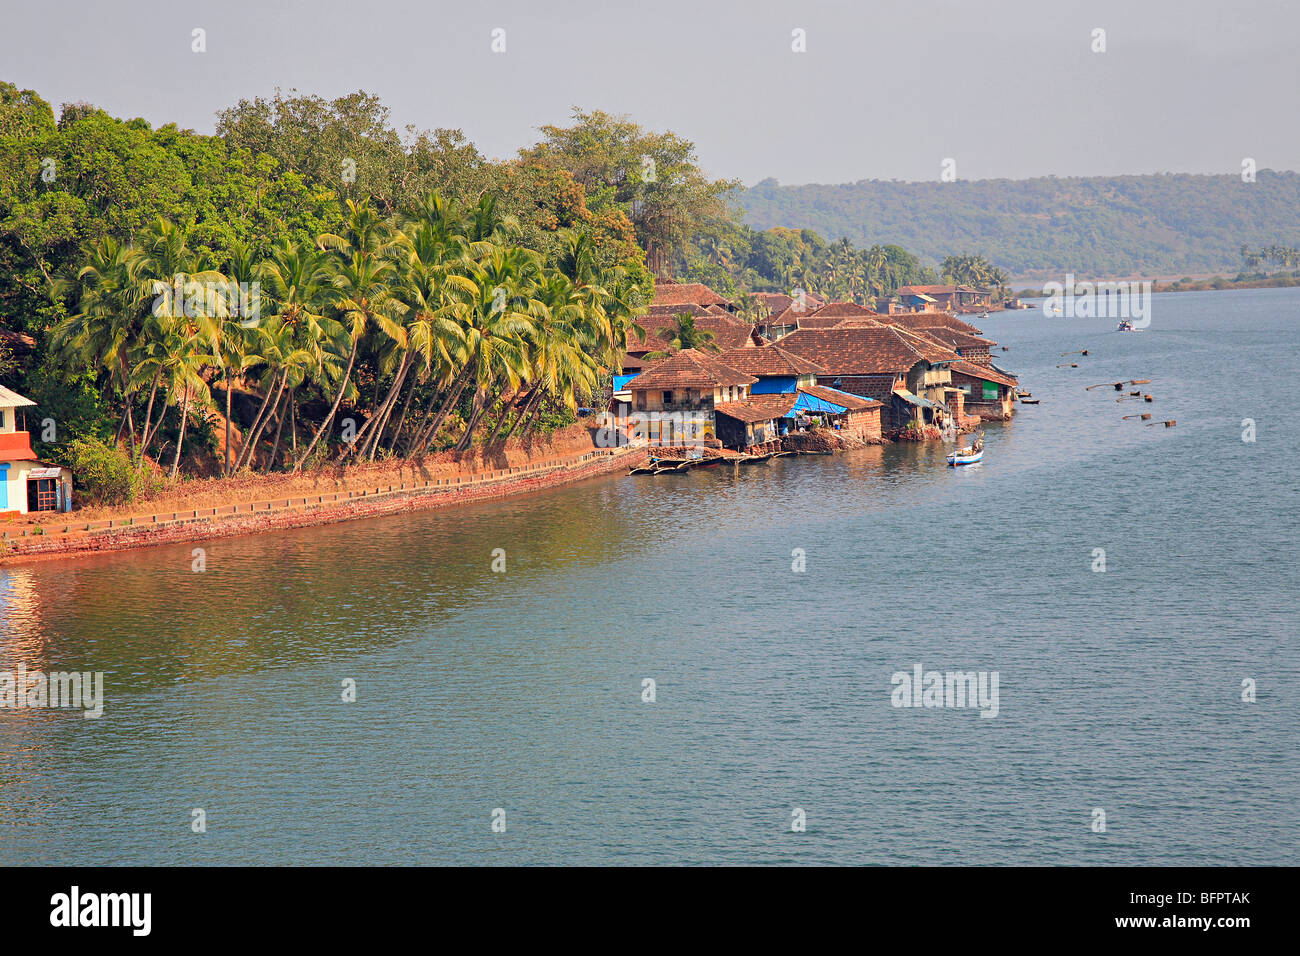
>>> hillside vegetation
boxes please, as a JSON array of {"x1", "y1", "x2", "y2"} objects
[{"x1": 738, "y1": 172, "x2": 1300, "y2": 279}]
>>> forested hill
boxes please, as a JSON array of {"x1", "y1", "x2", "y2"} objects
[{"x1": 738, "y1": 172, "x2": 1300, "y2": 280}]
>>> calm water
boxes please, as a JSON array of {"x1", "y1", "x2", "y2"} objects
[{"x1": 2, "y1": 287, "x2": 1298, "y2": 865}]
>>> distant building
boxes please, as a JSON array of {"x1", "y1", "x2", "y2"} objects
[
  {"x1": 0, "y1": 385, "x2": 73, "y2": 515},
  {"x1": 896, "y1": 285, "x2": 994, "y2": 313}
]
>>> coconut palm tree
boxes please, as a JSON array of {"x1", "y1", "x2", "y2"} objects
[
  {"x1": 50, "y1": 235, "x2": 151, "y2": 457},
  {"x1": 643, "y1": 312, "x2": 717, "y2": 358},
  {"x1": 293, "y1": 201, "x2": 406, "y2": 470}
]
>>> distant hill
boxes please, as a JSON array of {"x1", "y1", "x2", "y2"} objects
[{"x1": 737, "y1": 172, "x2": 1300, "y2": 281}]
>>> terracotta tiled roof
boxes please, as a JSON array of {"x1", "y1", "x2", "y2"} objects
[
  {"x1": 833, "y1": 317, "x2": 886, "y2": 329},
  {"x1": 719, "y1": 344, "x2": 827, "y2": 377},
  {"x1": 0, "y1": 430, "x2": 37, "y2": 461},
  {"x1": 808, "y1": 301, "x2": 877, "y2": 317},
  {"x1": 880, "y1": 312, "x2": 984, "y2": 336},
  {"x1": 950, "y1": 360, "x2": 1019, "y2": 388},
  {"x1": 777, "y1": 326, "x2": 959, "y2": 376},
  {"x1": 799, "y1": 384, "x2": 882, "y2": 410},
  {"x1": 647, "y1": 302, "x2": 710, "y2": 316},
  {"x1": 628, "y1": 349, "x2": 757, "y2": 390},
  {"x1": 651, "y1": 280, "x2": 732, "y2": 308},
  {"x1": 629, "y1": 312, "x2": 758, "y2": 354},
  {"x1": 714, "y1": 395, "x2": 796, "y2": 423},
  {"x1": 913, "y1": 327, "x2": 996, "y2": 351}
]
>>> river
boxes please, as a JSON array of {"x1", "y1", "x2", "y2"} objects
[{"x1": 2, "y1": 286, "x2": 1297, "y2": 865}]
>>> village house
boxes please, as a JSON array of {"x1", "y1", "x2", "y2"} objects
[
  {"x1": 759, "y1": 300, "x2": 879, "y2": 341},
  {"x1": 947, "y1": 360, "x2": 1019, "y2": 420},
  {"x1": 880, "y1": 311, "x2": 985, "y2": 336},
  {"x1": 896, "y1": 285, "x2": 995, "y2": 313},
  {"x1": 650, "y1": 278, "x2": 737, "y2": 313},
  {"x1": 0, "y1": 385, "x2": 73, "y2": 515},
  {"x1": 623, "y1": 349, "x2": 757, "y2": 448},
  {"x1": 717, "y1": 344, "x2": 883, "y2": 443},
  {"x1": 776, "y1": 325, "x2": 963, "y2": 434}
]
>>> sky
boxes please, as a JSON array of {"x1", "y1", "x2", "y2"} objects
[{"x1": 2, "y1": 0, "x2": 1297, "y2": 186}]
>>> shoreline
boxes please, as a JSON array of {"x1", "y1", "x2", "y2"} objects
[{"x1": 0, "y1": 445, "x2": 645, "y2": 566}]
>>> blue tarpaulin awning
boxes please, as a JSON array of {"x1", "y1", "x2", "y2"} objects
[
  {"x1": 792, "y1": 391, "x2": 849, "y2": 415},
  {"x1": 612, "y1": 374, "x2": 638, "y2": 392}
]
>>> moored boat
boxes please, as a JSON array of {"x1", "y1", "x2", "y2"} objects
[{"x1": 947, "y1": 434, "x2": 984, "y2": 467}]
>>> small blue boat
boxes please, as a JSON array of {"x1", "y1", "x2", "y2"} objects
[
  {"x1": 947, "y1": 434, "x2": 984, "y2": 467},
  {"x1": 946, "y1": 448, "x2": 984, "y2": 466}
]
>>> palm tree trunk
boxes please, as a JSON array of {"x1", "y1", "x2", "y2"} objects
[
  {"x1": 484, "y1": 392, "x2": 517, "y2": 446},
  {"x1": 367, "y1": 360, "x2": 416, "y2": 461},
  {"x1": 355, "y1": 352, "x2": 412, "y2": 461},
  {"x1": 238, "y1": 373, "x2": 286, "y2": 472},
  {"x1": 169, "y1": 387, "x2": 190, "y2": 479},
  {"x1": 234, "y1": 372, "x2": 283, "y2": 472},
  {"x1": 223, "y1": 367, "x2": 234, "y2": 477},
  {"x1": 503, "y1": 384, "x2": 540, "y2": 441},
  {"x1": 265, "y1": 388, "x2": 291, "y2": 473},
  {"x1": 454, "y1": 384, "x2": 490, "y2": 452},
  {"x1": 413, "y1": 365, "x2": 471, "y2": 454},
  {"x1": 137, "y1": 371, "x2": 162, "y2": 465},
  {"x1": 521, "y1": 392, "x2": 547, "y2": 438},
  {"x1": 295, "y1": 341, "x2": 358, "y2": 471},
  {"x1": 385, "y1": 372, "x2": 419, "y2": 455}
]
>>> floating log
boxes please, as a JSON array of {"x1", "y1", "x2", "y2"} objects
[
  {"x1": 1086, "y1": 382, "x2": 1125, "y2": 391},
  {"x1": 1129, "y1": 379, "x2": 1151, "y2": 385},
  {"x1": 1144, "y1": 394, "x2": 1154, "y2": 402},
  {"x1": 1060, "y1": 349, "x2": 1090, "y2": 356},
  {"x1": 1145, "y1": 419, "x2": 1176, "y2": 428},
  {"x1": 1129, "y1": 390, "x2": 1142, "y2": 396},
  {"x1": 1056, "y1": 363, "x2": 1079, "y2": 368},
  {"x1": 1122, "y1": 413, "x2": 1154, "y2": 421}
]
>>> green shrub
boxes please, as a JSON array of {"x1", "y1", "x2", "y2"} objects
[{"x1": 65, "y1": 437, "x2": 140, "y2": 506}]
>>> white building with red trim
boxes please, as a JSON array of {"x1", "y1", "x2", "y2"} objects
[{"x1": 0, "y1": 385, "x2": 72, "y2": 515}]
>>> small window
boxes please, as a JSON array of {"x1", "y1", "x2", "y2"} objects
[
  {"x1": 0, "y1": 409, "x2": 6, "y2": 428},
  {"x1": 663, "y1": 391, "x2": 673, "y2": 406}
]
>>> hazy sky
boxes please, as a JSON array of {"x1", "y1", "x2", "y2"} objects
[{"x1": 3, "y1": 0, "x2": 1296, "y2": 185}]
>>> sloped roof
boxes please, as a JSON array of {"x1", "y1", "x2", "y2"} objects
[
  {"x1": 714, "y1": 395, "x2": 796, "y2": 422},
  {"x1": 809, "y1": 301, "x2": 878, "y2": 317},
  {"x1": 799, "y1": 384, "x2": 882, "y2": 410},
  {"x1": 0, "y1": 430, "x2": 38, "y2": 461},
  {"x1": 719, "y1": 344, "x2": 827, "y2": 377},
  {"x1": 778, "y1": 325, "x2": 959, "y2": 376},
  {"x1": 651, "y1": 280, "x2": 732, "y2": 308},
  {"x1": 630, "y1": 312, "x2": 758, "y2": 353},
  {"x1": 897, "y1": 285, "x2": 990, "y2": 296},
  {"x1": 628, "y1": 349, "x2": 757, "y2": 390},
  {"x1": 950, "y1": 360, "x2": 1019, "y2": 388},
  {"x1": 881, "y1": 312, "x2": 985, "y2": 336},
  {"x1": 0, "y1": 385, "x2": 37, "y2": 408},
  {"x1": 913, "y1": 327, "x2": 996, "y2": 351}
]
